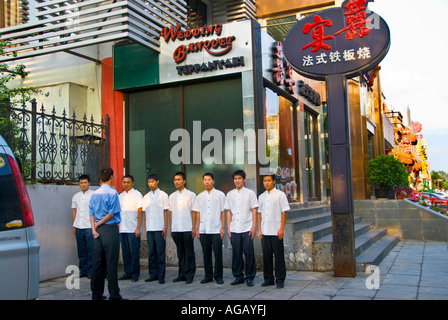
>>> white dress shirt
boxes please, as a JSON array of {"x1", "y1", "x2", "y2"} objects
[
  {"x1": 258, "y1": 188, "x2": 290, "y2": 236},
  {"x1": 169, "y1": 188, "x2": 196, "y2": 232},
  {"x1": 142, "y1": 189, "x2": 169, "y2": 232},
  {"x1": 193, "y1": 188, "x2": 226, "y2": 234},
  {"x1": 71, "y1": 189, "x2": 94, "y2": 229},
  {"x1": 225, "y1": 187, "x2": 258, "y2": 233},
  {"x1": 119, "y1": 188, "x2": 143, "y2": 233}
]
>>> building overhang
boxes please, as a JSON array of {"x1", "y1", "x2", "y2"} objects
[{"x1": 0, "y1": 0, "x2": 187, "y2": 63}]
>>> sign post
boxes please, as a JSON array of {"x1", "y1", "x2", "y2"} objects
[{"x1": 284, "y1": 0, "x2": 390, "y2": 277}]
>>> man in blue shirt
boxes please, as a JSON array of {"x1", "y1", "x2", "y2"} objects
[{"x1": 89, "y1": 168, "x2": 124, "y2": 300}]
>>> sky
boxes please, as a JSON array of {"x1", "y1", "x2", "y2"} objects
[{"x1": 368, "y1": 0, "x2": 448, "y2": 173}]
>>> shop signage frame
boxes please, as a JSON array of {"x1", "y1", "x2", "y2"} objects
[{"x1": 159, "y1": 20, "x2": 253, "y2": 84}]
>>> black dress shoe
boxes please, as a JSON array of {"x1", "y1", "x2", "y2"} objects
[
  {"x1": 159, "y1": 279, "x2": 165, "y2": 284},
  {"x1": 145, "y1": 277, "x2": 158, "y2": 282},
  {"x1": 216, "y1": 279, "x2": 224, "y2": 285},
  {"x1": 109, "y1": 295, "x2": 129, "y2": 300},
  {"x1": 246, "y1": 279, "x2": 254, "y2": 287},
  {"x1": 119, "y1": 274, "x2": 132, "y2": 280},
  {"x1": 185, "y1": 279, "x2": 194, "y2": 284},
  {"x1": 261, "y1": 281, "x2": 274, "y2": 287},
  {"x1": 173, "y1": 276, "x2": 186, "y2": 282},
  {"x1": 276, "y1": 282, "x2": 284, "y2": 289},
  {"x1": 231, "y1": 278, "x2": 244, "y2": 285},
  {"x1": 200, "y1": 278, "x2": 213, "y2": 284}
]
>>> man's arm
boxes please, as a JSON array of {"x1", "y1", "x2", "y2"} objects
[
  {"x1": 169, "y1": 211, "x2": 173, "y2": 237},
  {"x1": 163, "y1": 209, "x2": 168, "y2": 240},
  {"x1": 249, "y1": 208, "x2": 257, "y2": 239},
  {"x1": 220, "y1": 211, "x2": 226, "y2": 240},
  {"x1": 191, "y1": 210, "x2": 197, "y2": 239},
  {"x1": 72, "y1": 208, "x2": 77, "y2": 236},
  {"x1": 226, "y1": 210, "x2": 232, "y2": 238},
  {"x1": 135, "y1": 208, "x2": 143, "y2": 238},
  {"x1": 195, "y1": 211, "x2": 201, "y2": 239},
  {"x1": 92, "y1": 213, "x2": 115, "y2": 235},
  {"x1": 277, "y1": 211, "x2": 287, "y2": 240}
]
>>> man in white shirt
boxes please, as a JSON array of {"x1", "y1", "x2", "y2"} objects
[
  {"x1": 193, "y1": 173, "x2": 226, "y2": 284},
  {"x1": 71, "y1": 174, "x2": 94, "y2": 278},
  {"x1": 225, "y1": 170, "x2": 258, "y2": 286},
  {"x1": 118, "y1": 175, "x2": 143, "y2": 282},
  {"x1": 257, "y1": 174, "x2": 290, "y2": 288},
  {"x1": 142, "y1": 173, "x2": 169, "y2": 284},
  {"x1": 169, "y1": 172, "x2": 197, "y2": 284}
]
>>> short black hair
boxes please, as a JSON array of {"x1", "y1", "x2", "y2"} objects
[
  {"x1": 98, "y1": 168, "x2": 114, "y2": 183},
  {"x1": 202, "y1": 172, "x2": 214, "y2": 180},
  {"x1": 78, "y1": 174, "x2": 90, "y2": 182},
  {"x1": 148, "y1": 173, "x2": 159, "y2": 181},
  {"x1": 122, "y1": 174, "x2": 134, "y2": 182},
  {"x1": 174, "y1": 171, "x2": 186, "y2": 180},
  {"x1": 232, "y1": 169, "x2": 246, "y2": 179},
  {"x1": 262, "y1": 174, "x2": 275, "y2": 181}
]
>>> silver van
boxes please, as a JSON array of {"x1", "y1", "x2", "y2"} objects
[{"x1": 0, "y1": 134, "x2": 40, "y2": 299}]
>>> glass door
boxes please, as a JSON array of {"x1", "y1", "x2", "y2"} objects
[{"x1": 304, "y1": 110, "x2": 321, "y2": 201}]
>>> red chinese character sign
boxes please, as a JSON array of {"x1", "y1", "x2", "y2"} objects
[
  {"x1": 283, "y1": 0, "x2": 390, "y2": 80},
  {"x1": 283, "y1": 1, "x2": 391, "y2": 278}
]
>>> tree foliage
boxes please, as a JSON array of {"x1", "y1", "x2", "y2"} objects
[
  {"x1": 431, "y1": 170, "x2": 448, "y2": 190},
  {"x1": 0, "y1": 41, "x2": 48, "y2": 177}
]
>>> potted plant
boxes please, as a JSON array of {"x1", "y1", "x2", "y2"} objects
[
  {"x1": 430, "y1": 204, "x2": 440, "y2": 212},
  {"x1": 405, "y1": 188, "x2": 413, "y2": 198},
  {"x1": 393, "y1": 186, "x2": 407, "y2": 199},
  {"x1": 410, "y1": 193, "x2": 420, "y2": 202},
  {"x1": 420, "y1": 198, "x2": 430, "y2": 207},
  {"x1": 367, "y1": 155, "x2": 410, "y2": 199}
]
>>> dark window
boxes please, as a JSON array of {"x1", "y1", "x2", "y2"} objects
[
  {"x1": 0, "y1": 150, "x2": 24, "y2": 231},
  {"x1": 187, "y1": 0, "x2": 208, "y2": 29}
]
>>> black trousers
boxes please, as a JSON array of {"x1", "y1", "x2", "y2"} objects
[
  {"x1": 147, "y1": 231, "x2": 166, "y2": 281},
  {"x1": 261, "y1": 235, "x2": 286, "y2": 284},
  {"x1": 75, "y1": 228, "x2": 94, "y2": 277},
  {"x1": 120, "y1": 233, "x2": 140, "y2": 280},
  {"x1": 172, "y1": 231, "x2": 196, "y2": 281},
  {"x1": 91, "y1": 224, "x2": 121, "y2": 299},
  {"x1": 230, "y1": 231, "x2": 256, "y2": 280},
  {"x1": 199, "y1": 233, "x2": 223, "y2": 281}
]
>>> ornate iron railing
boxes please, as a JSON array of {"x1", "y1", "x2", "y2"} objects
[{"x1": 1, "y1": 100, "x2": 109, "y2": 185}]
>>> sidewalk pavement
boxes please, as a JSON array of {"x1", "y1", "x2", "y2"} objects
[{"x1": 39, "y1": 241, "x2": 448, "y2": 301}]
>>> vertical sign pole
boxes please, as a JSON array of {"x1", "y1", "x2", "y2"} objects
[{"x1": 326, "y1": 74, "x2": 356, "y2": 277}]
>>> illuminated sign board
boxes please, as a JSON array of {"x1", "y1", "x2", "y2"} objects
[
  {"x1": 159, "y1": 20, "x2": 252, "y2": 83},
  {"x1": 283, "y1": 0, "x2": 390, "y2": 80}
]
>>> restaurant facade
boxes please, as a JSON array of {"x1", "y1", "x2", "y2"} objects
[
  {"x1": 0, "y1": 0, "x2": 396, "y2": 203},
  {"x1": 113, "y1": 19, "x2": 329, "y2": 202}
]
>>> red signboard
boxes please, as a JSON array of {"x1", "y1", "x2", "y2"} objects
[
  {"x1": 283, "y1": 0, "x2": 390, "y2": 80},
  {"x1": 160, "y1": 22, "x2": 237, "y2": 64}
]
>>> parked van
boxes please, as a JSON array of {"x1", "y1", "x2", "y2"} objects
[{"x1": 0, "y1": 134, "x2": 40, "y2": 299}]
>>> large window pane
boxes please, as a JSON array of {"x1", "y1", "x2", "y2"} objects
[
  {"x1": 128, "y1": 88, "x2": 182, "y2": 194},
  {"x1": 263, "y1": 87, "x2": 297, "y2": 200},
  {"x1": 184, "y1": 78, "x2": 243, "y2": 195}
]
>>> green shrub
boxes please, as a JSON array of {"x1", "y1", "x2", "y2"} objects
[{"x1": 367, "y1": 154, "x2": 410, "y2": 188}]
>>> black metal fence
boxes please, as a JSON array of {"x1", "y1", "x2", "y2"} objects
[{"x1": 1, "y1": 100, "x2": 109, "y2": 185}]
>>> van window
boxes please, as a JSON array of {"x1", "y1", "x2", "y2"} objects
[{"x1": 0, "y1": 151, "x2": 24, "y2": 231}]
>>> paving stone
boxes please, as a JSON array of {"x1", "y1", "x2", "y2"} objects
[{"x1": 37, "y1": 241, "x2": 448, "y2": 301}]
